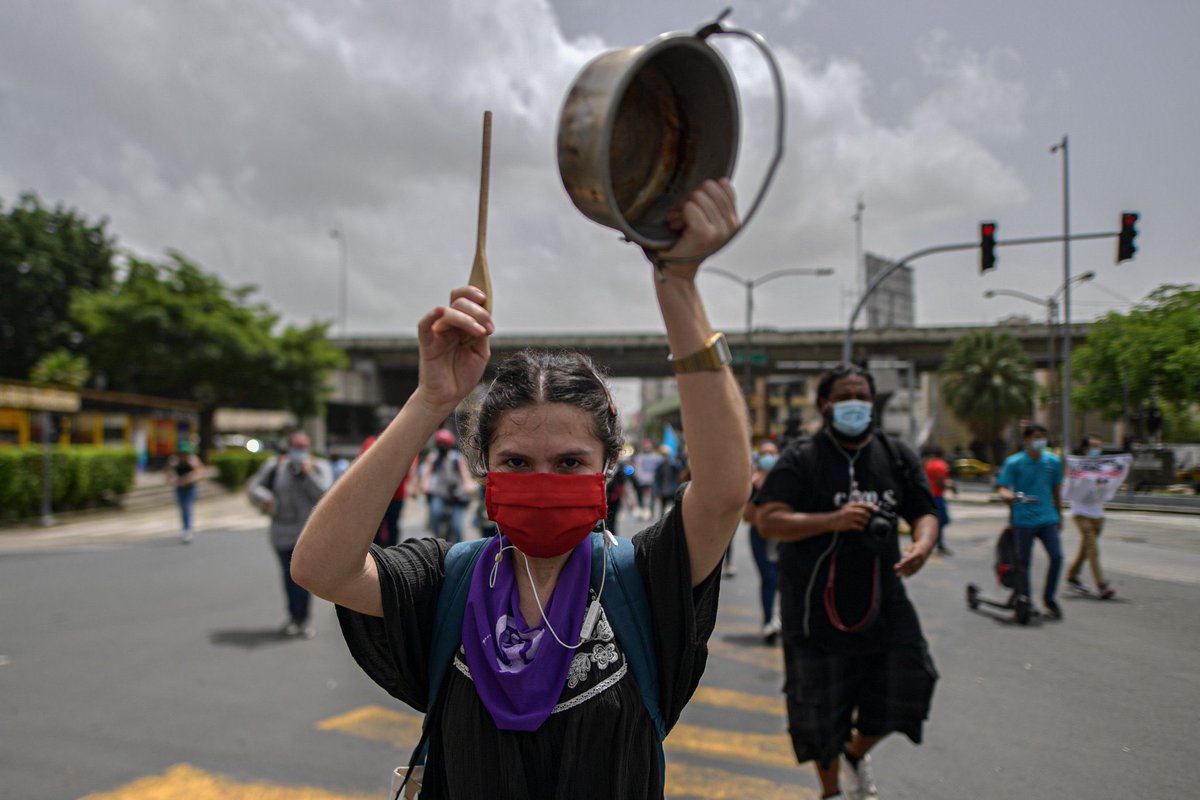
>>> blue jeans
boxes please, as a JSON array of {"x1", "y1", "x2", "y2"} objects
[
  {"x1": 932, "y1": 496, "x2": 950, "y2": 550},
  {"x1": 1012, "y1": 524, "x2": 1063, "y2": 603},
  {"x1": 274, "y1": 547, "x2": 311, "y2": 624},
  {"x1": 175, "y1": 484, "x2": 197, "y2": 531},
  {"x1": 428, "y1": 495, "x2": 465, "y2": 543},
  {"x1": 748, "y1": 525, "x2": 778, "y2": 624}
]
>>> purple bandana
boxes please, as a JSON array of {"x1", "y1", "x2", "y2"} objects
[{"x1": 461, "y1": 534, "x2": 592, "y2": 731}]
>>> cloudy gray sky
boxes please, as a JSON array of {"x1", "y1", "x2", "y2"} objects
[{"x1": 2, "y1": 1, "x2": 1195, "y2": 338}]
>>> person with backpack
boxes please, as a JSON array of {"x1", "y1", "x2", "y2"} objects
[
  {"x1": 291, "y1": 179, "x2": 750, "y2": 799},
  {"x1": 248, "y1": 431, "x2": 334, "y2": 638},
  {"x1": 756, "y1": 364, "x2": 940, "y2": 800},
  {"x1": 418, "y1": 428, "x2": 473, "y2": 543}
]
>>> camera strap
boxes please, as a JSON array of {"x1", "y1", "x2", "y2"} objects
[{"x1": 823, "y1": 550, "x2": 882, "y2": 633}]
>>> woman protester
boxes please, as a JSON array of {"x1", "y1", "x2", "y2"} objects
[{"x1": 291, "y1": 179, "x2": 751, "y2": 799}]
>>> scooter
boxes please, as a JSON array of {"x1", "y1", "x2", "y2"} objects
[{"x1": 965, "y1": 494, "x2": 1037, "y2": 625}]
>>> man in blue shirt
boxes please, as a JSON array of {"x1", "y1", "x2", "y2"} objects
[{"x1": 996, "y1": 423, "x2": 1065, "y2": 619}]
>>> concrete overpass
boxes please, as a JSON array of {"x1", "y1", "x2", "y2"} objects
[{"x1": 333, "y1": 321, "x2": 1090, "y2": 407}]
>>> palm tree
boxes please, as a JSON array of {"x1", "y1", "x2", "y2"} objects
[{"x1": 940, "y1": 330, "x2": 1036, "y2": 465}]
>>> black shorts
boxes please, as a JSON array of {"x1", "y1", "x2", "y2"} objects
[{"x1": 782, "y1": 638, "x2": 938, "y2": 768}]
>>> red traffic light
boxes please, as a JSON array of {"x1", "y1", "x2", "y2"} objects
[{"x1": 980, "y1": 221, "x2": 997, "y2": 273}]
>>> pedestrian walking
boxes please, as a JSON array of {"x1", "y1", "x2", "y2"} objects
[
  {"x1": 419, "y1": 429, "x2": 473, "y2": 543},
  {"x1": 653, "y1": 444, "x2": 684, "y2": 518},
  {"x1": 357, "y1": 434, "x2": 417, "y2": 547},
  {"x1": 1065, "y1": 434, "x2": 1116, "y2": 599},
  {"x1": 996, "y1": 422, "x2": 1065, "y2": 620},
  {"x1": 164, "y1": 440, "x2": 204, "y2": 544},
  {"x1": 744, "y1": 440, "x2": 781, "y2": 643},
  {"x1": 632, "y1": 439, "x2": 663, "y2": 520},
  {"x1": 921, "y1": 444, "x2": 956, "y2": 555},
  {"x1": 756, "y1": 364, "x2": 940, "y2": 800},
  {"x1": 292, "y1": 179, "x2": 750, "y2": 797},
  {"x1": 248, "y1": 431, "x2": 333, "y2": 638}
]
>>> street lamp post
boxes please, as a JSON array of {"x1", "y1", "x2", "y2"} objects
[
  {"x1": 329, "y1": 227, "x2": 349, "y2": 336},
  {"x1": 983, "y1": 270, "x2": 1094, "y2": 440},
  {"x1": 704, "y1": 267, "x2": 835, "y2": 392},
  {"x1": 1050, "y1": 135, "x2": 1073, "y2": 444}
]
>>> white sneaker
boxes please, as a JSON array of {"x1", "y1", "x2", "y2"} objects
[
  {"x1": 761, "y1": 618, "x2": 781, "y2": 644},
  {"x1": 180, "y1": 530, "x2": 194, "y2": 544},
  {"x1": 844, "y1": 754, "x2": 878, "y2": 800}
]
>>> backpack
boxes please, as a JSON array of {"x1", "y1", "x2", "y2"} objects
[
  {"x1": 994, "y1": 527, "x2": 1020, "y2": 589},
  {"x1": 395, "y1": 532, "x2": 665, "y2": 797}
]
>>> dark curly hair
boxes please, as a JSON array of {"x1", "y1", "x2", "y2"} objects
[{"x1": 459, "y1": 350, "x2": 623, "y2": 477}]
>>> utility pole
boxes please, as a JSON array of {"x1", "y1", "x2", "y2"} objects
[{"x1": 1051, "y1": 135, "x2": 1072, "y2": 446}]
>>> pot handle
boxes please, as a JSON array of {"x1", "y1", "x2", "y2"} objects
[{"x1": 650, "y1": 9, "x2": 786, "y2": 271}]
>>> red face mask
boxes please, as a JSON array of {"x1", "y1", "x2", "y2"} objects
[{"x1": 485, "y1": 472, "x2": 608, "y2": 559}]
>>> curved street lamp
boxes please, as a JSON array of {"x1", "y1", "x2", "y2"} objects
[
  {"x1": 983, "y1": 270, "x2": 1095, "y2": 440},
  {"x1": 703, "y1": 266, "x2": 835, "y2": 396}
]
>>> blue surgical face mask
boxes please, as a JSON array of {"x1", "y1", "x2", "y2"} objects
[
  {"x1": 288, "y1": 447, "x2": 309, "y2": 462},
  {"x1": 758, "y1": 454, "x2": 778, "y2": 471},
  {"x1": 831, "y1": 399, "x2": 873, "y2": 437},
  {"x1": 1030, "y1": 438, "x2": 1048, "y2": 453},
  {"x1": 1087, "y1": 448, "x2": 1102, "y2": 457}
]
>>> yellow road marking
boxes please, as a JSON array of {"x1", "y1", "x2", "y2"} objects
[
  {"x1": 79, "y1": 763, "x2": 376, "y2": 800},
  {"x1": 666, "y1": 723, "x2": 796, "y2": 768},
  {"x1": 691, "y1": 685, "x2": 785, "y2": 717},
  {"x1": 708, "y1": 637, "x2": 784, "y2": 672},
  {"x1": 316, "y1": 704, "x2": 422, "y2": 745},
  {"x1": 664, "y1": 762, "x2": 818, "y2": 799},
  {"x1": 717, "y1": 603, "x2": 760, "y2": 620}
]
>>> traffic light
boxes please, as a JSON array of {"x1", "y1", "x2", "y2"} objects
[
  {"x1": 980, "y1": 221, "x2": 997, "y2": 273},
  {"x1": 1117, "y1": 211, "x2": 1139, "y2": 263}
]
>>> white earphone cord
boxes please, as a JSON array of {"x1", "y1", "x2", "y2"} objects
[{"x1": 489, "y1": 527, "x2": 610, "y2": 651}]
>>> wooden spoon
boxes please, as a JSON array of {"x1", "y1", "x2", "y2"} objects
[{"x1": 467, "y1": 110, "x2": 493, "y2": 315}]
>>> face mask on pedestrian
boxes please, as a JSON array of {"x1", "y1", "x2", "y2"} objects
[
  {"x1": 485, "y1": 472, "x2": 608, "y2": 559},
  {"x1": 1030, "y1": 438, "x2": 1048, "y2": 453},
  {"x1": 758, "y1": 454, "x2": 778, "y2": 471},
  {"x1": 829, "y1": 399, "x2": 873, "y2": 438},
  {"x1": 288, "y1": 447, "x2": 309, "y2": 463},
  {"x1": 1087, "y1": 447, "x2": 1102, "y2": 457}
]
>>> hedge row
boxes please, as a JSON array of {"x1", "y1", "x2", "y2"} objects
[
  {"x1": 0, "y1": 447, "x2": 137, "y2": 521},
  {"x1": 210, "y1": 449, "x2": 273, "y2": 489}
]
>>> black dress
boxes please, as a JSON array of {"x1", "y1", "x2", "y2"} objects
[{"x1": 337, "y1": 498, "x2": 721, "y2": 799}]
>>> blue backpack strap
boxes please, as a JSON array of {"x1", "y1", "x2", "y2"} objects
[
  {"x1": 591, "y1": 532, "x2": 667, "y2": 782},
  {"x1": 414, "y1": 536, "x2": 489, "y2": 766}
]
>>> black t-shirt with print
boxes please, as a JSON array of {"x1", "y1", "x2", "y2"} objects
[{"x1": 755, "y1": 430, "x2": 937, "y2": 654}]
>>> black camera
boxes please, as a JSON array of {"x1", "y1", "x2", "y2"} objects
[{"x1": 863, "y1": 505, "x2": 898, "y2": 548}]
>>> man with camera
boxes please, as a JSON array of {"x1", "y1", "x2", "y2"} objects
[
  {"x1": 757, "y1": 364, "x2": 939, "y2": 800},
  {"x1": 250, "y1": 431, "x2": 334, "y2": 638}
]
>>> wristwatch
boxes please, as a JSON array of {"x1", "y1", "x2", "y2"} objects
[{"x1": 670, "y1": 332, "x2": 733, "y2": 374}]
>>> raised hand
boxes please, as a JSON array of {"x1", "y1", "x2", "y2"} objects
[
  {"x1": 416, "y1": 285, "x2": 494, "y2": 411},
  {"x1": 657, "y1": 178, "x2": 740, "y2": 277}
]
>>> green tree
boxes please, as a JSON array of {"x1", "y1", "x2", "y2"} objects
[
  {"x1": 940, "y1": 330, "x2": 1036, "y2": 464},
  {"x1": 71, "y1": 251, "x2": 347, "y2": 452},
  {"x1": 29, "y1": 349, "x2": 91, "y2": 389},
  {"x1": 1073, "y1": 283, "x2": 1200, "y2": 442},
  {"x1": 0, "y1": 193, "x2": 116, "y2": 379}
]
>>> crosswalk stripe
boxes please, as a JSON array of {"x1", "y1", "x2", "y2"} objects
[
  {"x1": 316, "y1": 705, "x2": 810, "y2": 796},
  {"x1": 664, "y1": 762, "x2": 819, "y2": 799},
  {"x1": 707, "y1": 637, "x2": 784, "y2": 672},
  {"x1": 79, "y1": 763, "x2": 376, "y2": 800},
  {"x1": 691, "y1": 685, "x2": 784, "y2": 716},
  {"x1": 317, "y1": 704, "x2": 423, "y2": 743},
  {"x1": 666, "y1": 723, "x2": 797, "y2": 768}
]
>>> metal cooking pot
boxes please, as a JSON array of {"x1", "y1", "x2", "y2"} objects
[{"x1": 557, "y1": 9, "x2": 785, "y2": 254}]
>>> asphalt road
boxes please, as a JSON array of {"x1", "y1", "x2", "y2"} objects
[{"x1": 1, "y1": 494, "x2": 1197, "y2": 799}]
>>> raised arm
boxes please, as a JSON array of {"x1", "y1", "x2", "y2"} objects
[
  {"x1": 655, "y1": 179, "x2": 752, "y2": 586},
  {"x1": 290, "y1": 285, "x2": 494, "y2": 617}
]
